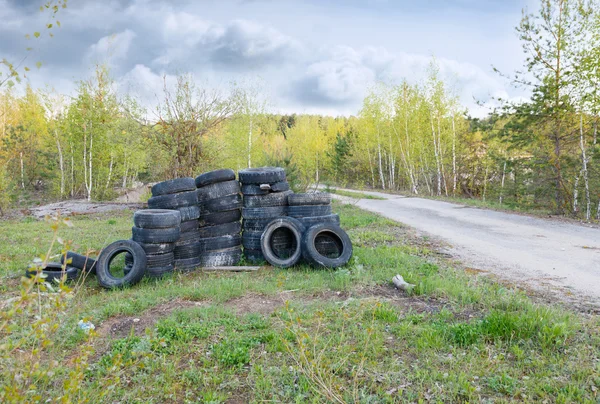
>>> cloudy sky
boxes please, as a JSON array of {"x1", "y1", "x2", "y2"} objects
[{"x1": 1, "y1": 0, "x2": 535, "y2": 117}]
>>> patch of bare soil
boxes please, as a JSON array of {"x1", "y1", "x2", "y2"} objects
[{"x1": 28, "y1": 200, "x2": 143, "y2": 219}]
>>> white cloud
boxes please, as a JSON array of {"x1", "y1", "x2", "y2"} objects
[{"x1": 86, "y1": 30, "x2": 137, "y2": 67}]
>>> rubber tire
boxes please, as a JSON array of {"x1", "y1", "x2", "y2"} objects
[
  {"x1": 132, "y1": 226, "x2": 180, "y2": 243},
  {"x1": 146, "y1": 252, "x2": 174, "y2": 268},
  {"x1": 197, "y1": 180, "x2": 240, "y2": 202},
  {"x1": 200, "y1": 194, "x2": 242, "y2": 213},
  {"x1": 242, "y1": 218, "x2": 272, "y2": 231},
  {"x1": 174, "y1": 257, "x2": 201, "y2": 272},
  {"x1": 148, "y1": 190, "x2": 198, "y2": 209},
  {"x1": 241, "y1": 184, "x2": 269, "y2": 196},
  {"x1": 25, "y1": 262, "x2": 78, "y2": 282},
  {"x1": 151, "y1": 177, "x2": 196, "y2": 196},
  {"x1": 298, "y1": 214, "x2": 340, "y2": 228},
  {"x1": 174, "y1": 242, "x2": 202, "y2": 260},
  {"x1": 178, "y1": 205, "x2": 201, "y2": 221},
  {"x1": 244, "y1": 249, "x2": 265, "y2": 263},
  {"x1": 96, "y1": 240, "x2": 147, "y2": 289},
  {"x1": 242, "y1": 231, "x2": 262, "y2": 250},
  {"x1": 198, "y1": 234, "x2": 241, "y2": 252},
  {"x1": 147, "y1": 265, "x2": 174, "y2": 278},
  {"x1": 288, "y1": 192, "x2": 332, "y2": 206},
  {"x1": 199, "y1": 247, "x2": 242, "y2": 267},
  {"x1": 133, "y1": 209, "x2": 181, "y2": 229},
  {"x1": 238, "y1": 167, "x2": 286, "y2": 184},
  {"x1": 243, "y1": 190, "x2": 292, "y2": 208},
  {"x1": 302, "y1": 224, "x2": 353, "y2": 268},
  {"x1": 180, "y1": 219, "x2": 199, "y2": 233},
  {"x1": 199, "y1": 209, "x2": 241, "y2": 227},
  {"x1": 195, "y1": 169, "x2": 236, "y2": 188},
  {"x1": 198, "y1": 221, "x2": 241, "y2": 238},
  {"x1": 270, "y1": 181, "x2": 290, "y2": 192},
  {"x1": 61, "y1": 251, "x2": 97, "y2": 274},
  {"x1": 242, "y1": 206, "x2": 286, "y2": 219},
  {"x1": 261, "y1": 217, "x2": 304, "y2": 268},
  {"x1": 178, "y1": 229, "x2": 201, "y2": 243},
  {"x1": 136, "y1": 242, "x2": 175, "y2": 255},
  {"x1": 288, "y1": 205, "x2": 332, "y2": 218}
]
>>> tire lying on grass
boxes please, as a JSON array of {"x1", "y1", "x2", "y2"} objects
[
  {"x1": 288, "y1": 205, "x2": 332, "y2": 218},
  {"x1": 133, "y1": 209, "x2": 181, "y2": 229},
  {"x1": 151, "y1": 177, "x2": 196, "y2": 196},
  {"x1": 288, "y1": 192, "x2": 331, "y2": 206},
  {"x1": 199, "y1": 247, "x2": 242, "y2": 266},
  {"x1": 198, "y1": 234, "x2": 241, "y2": 252},
  {"x1": 148, "y1": 190, "x2": 198, "y2": 209},
  {"x1": 132, "y1": 226, "x2": 180, "y2": 243},
  {"x1": 96, "y1": 240, "x2": 147, "y2": 289},
  {"x1": 301, "y1": 223, "x2": 352, "y2": 268},
  {"x1": 174, "y1": 257, "x2": 202, "y2": 272},
  {"x1": 241, "y1": 231, "x2": 262, "y2": 250},
  {"x1": 260, "y1": 217, "x2": 305, "y2": 268},
  {"x1": 135, "y1": 242, "x2": 175, "y2": 255},
  {"x1": 25, "y1": 262, "x2": 78, "y2": 283},
  {"x1": 244, "y1": 249, "x2": 265, "y2": 263},
  {"x1": 238, "y1": 167, "x2": 286, "y2": 184},
  {"x1": 61, "y1": 251, "x2": 97, "y2": 274},
  {"x1": 195, "y1": 169, "x2": 236, "y2": 188}
]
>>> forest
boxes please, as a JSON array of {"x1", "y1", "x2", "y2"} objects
[{"x1": 1, "y1": 0, "x2": 600, "y2": 219}]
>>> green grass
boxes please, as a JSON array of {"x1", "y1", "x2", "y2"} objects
[
  {"x1": 328, "y1": 188, "x2": 386, "y2": 200},
  {"x1": 1, "y1": 202, "x2": 598, "y2": 403}
]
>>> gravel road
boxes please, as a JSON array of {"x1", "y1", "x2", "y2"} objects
[{"x1": 332, "y1": 189, "x2": 600, "y2": 309}]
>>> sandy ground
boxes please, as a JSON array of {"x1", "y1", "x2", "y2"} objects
[{"x1": 332, "y1": 188, "x2": 600, "y2": 310}]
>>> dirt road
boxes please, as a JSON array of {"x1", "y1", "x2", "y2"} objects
[{"x1": 332, "y1": 189, "x2": 600, "y2": 309}]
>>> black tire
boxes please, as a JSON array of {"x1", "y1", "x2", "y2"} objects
[
  {"x1": 238, "y1": 167, "x2": 286, "y2": 184},
  {"x1": 132, "y1": 226, "x2": 180, "y2": 243},
  {"x1": 178, "y1": 205, "x2": 201, "y2": 221},
  {"x1": 146, "y1": 252, "x2": 175, "y2": 268},
  {"x1": 288, "y1": 205, "x2": 332, "y2": 218},
  {"x1": 96, "y1": 240, "x2": 147, "y2": 289},
  {"x1": 148, "y1": 190, "x2": 198, "y2": 209},
  {"x1": 133, "y1": 209, "x2": 181, "y2": 229},
  {"x1": 242, "y1": 206, "x2": 286, "y2": 219},
  {"x1": 197, "y1": 180, "x2": 240, "y2": 202},
  {"x1": 151, "y1": 177, "x2": 196, "y2": 197},
  {"x1": 195, "y1": 169, "x2": 236, "y2": 188},
  {"x1": 199, "y1": 247, "x2": 242, "y2": 266},
  {"x1": 242, "y1": 218, "x2": 272, "y2": 231},
  {"x1": 198, "y1": 221, "x2": 241, "y2": 238},
  {"x1": 61, "y1": 251, "x2": 97, "y2": 274},
  {"x1": 198, "y1": 234, "x2": 241, "y2": 252},
  {"x1": 244, "y1": 249, "x2": 265, "y2": 263},
  {"x1": 174, "y1": 242, "x2": 201, "y2": 260},
  {"x1": 200, "y1": 194, "x2": 242, "y2": 213},
  {"x1": 314, "y1": 234, "x2": 343, "y2": 257},
  {"x1": 147, "y1": 265, "x2": 175, "y2": 278},
  {"x1": 242, "y1": 231, "x2": 262, "y2": 250},
  {"x1": 288, "y1": 192, "x2": 331, "y2": 206},
  {"x1": 199, "y1": 209, "x2": 241, "y2": 227},
  {"x1": 243, "y1": 190, "x2": 292, "y2": 208},
  {"x1": 180, "y1": 219, "x2": 199, "y2": 233},
  {"x1": 178, "y1": 229, "x2": 201, "y2": 243},
  {"x1": 302, "y1": 224, "x2": 352, "y2": 268},
  {"x1": 25, "y1": 262, "x2": 78, "y2": 282},
  {"x1": 298, "y1": 214, "x2": 340, "y2": 228},
  {"x1": 241, "y1": 184, "x2": 269, "y2": 196},
  {"x1": 270, "y1": 181, "x2": 290, "y2": 192},
  {"x1": 261, "y1": 217, "x2": 304, "y2": 268},
  {"x1": 136, "y1": 242, "x2": 175, "y2": 255},
  {"x1": 174, "y1": 257, "x2": 201, "y2": 272}
]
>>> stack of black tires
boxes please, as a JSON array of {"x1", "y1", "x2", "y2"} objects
[
  {"x1": 195, "y1": 169, "x2": 243, "y2": 266},
  {"x1": 148, "y1": 178, "x2": 201, "y2": 272},
  {"x1": 239, "y1": 167, "x2": 291, "y2": 263},
  {"x1": 129, "y1": 209, "x2": 181, "y2": 278},
  {"x1": 287, "y1": 193, "x2": 339, "y2": 227}
]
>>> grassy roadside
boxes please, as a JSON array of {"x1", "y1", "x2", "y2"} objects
[
  {"x1": 1, "y1": 202, "x2": 599, "y2": 402},
  {"x1": 326, "y1": 188, "x2": 387, "y2": 200}
]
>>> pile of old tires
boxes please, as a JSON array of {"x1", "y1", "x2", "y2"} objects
[
  {"x1": 147, "y1": 178, "x2": 200, "y2": 272},
  {"x1": 239, "y1": 167, "x2": 291, "y2": 263},
  {"x1": 195, "y1": 169, "x2": 243, "y2": 266},
  {"x1": 129, "y1": 209, "x2": 181, "y2": 278}
]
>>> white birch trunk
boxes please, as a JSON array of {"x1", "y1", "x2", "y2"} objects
[
  {"x1": 377, "y1": 142, "x2": 385, "y2": 190},
  {"x1": 452, "y1": 116, "x2": 457, "y2": 196},
  {"x1": 499, "y1": 160, "x2": 506, "y2": 205},
  {"x1": 20, "y1": 151, "x2": 25, "y2": 189},
  {"x1": 430, "y1": 115, "x2": 442, "y2": 196},
  {"x1": 367, "y1": 148, "x2": 375, "y2": 187},
  {"x1": 573, "y1": 172, "x2": 580, "y2": 213},
  {"x1": 580, "y1": 115, "x2": 591, "y2": 220},
  {"x1": 70, "y1": 142, "x2": 74, "y2": 197},
  {"x1": 482, "y1": 164, "x2": 489, "y2": 201},
  {"x1": 105, "y1": 153, "x2": 114, "y2": 190},
  {"x1": 55, "y1": 133, "x2": 64, "y2": 197}
]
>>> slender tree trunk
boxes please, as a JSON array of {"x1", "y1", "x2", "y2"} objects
[
  {"x1": 20, "y1": 151, "x2": 25, "y2": 189},
  {"x1": 437, "y1": 115, "x2": 448, "y2": 197},
  {"x1": 315, "y1": 152, "x2": 319, "y2": 185},
  {"x1": 482, "y1": 163, "x2": 489, "y2": 201},
  {"x1": 499, "y1": 160, "x2": 507, "y2": 205},
  {"x1": 377, "y1": 142, "x2": 385, "y2": 190},
  {"x1": 70, "y1": 142, "x2": 74, "y2": 197},
  {"x1": 247, "y1": 116, "x2": 253, "y2": 168},
  {"x1": 122, "y1": 152, "x2": 129, "y2": 188},
  {"x1": 452, "y1": 116, "x2": 457, "y2": 196},
  {"x1": 367, "y1": 148, "x2": 375, "y2": 187},
  {"x1": 580, "y1": 115, "x2": 590, "y2": 220},
  {"x1": 105, "y1": 153, "x2": 114, "y2": 190},
  {"x1": 573, "y1": 172, "x2": 580, "y2": 213},
  {"x1": 430, "y1": 115, "x2": 442, "y2": 196},
  {"x1": 55, "y1": 133, "x2": 64, "y2": 197}
]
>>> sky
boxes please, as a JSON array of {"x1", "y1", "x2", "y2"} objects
[{"x1": 0, "y1": 0, "x2": 536, "y2": 117}]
